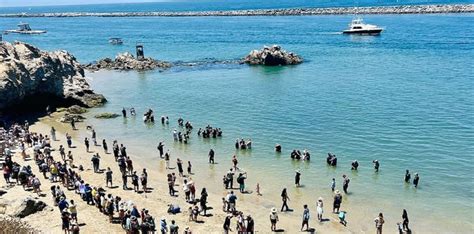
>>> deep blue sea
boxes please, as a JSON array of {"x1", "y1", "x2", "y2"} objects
[{"x1": 0, "y1": 1, "x2": 473, "y2": 232}]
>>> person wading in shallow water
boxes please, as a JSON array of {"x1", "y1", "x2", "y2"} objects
[
  {"x1": 208, "y1": 149, "x2": 215, "y2": 164},
  {"x1": 295, "y1": 170, "x2": 301, "y2": 187},
  {"x1": 281, "y1": 188, "x2": 290, "y2": 212},
  {"x1": 342, "y1": 175, "x2": 350, "y2": 194}
]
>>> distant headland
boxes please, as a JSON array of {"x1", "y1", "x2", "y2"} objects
[{"x1": 0, "y1": 4, "x2": 472, "y2": 18}]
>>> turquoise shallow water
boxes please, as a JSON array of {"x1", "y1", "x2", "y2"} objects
[{"x1": 1, "y1": 13, "x2": 473, "y2": 232}]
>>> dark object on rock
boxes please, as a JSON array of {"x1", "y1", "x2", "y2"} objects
[
  {"x1": 94, "y1": 112, "x2": 120, "y2": 119},
  {"x1": 83, "y1": 52, "x2": 172, "y2": 71},
  {"x1": 0, "y1": 190, "x2": 6, "y2": 196},
  {"x1": 0, "y1": 41, "x2": 106, "y2": 109},
  {"x1": 243, "y1": 45, "x2": 303, "y2": 66},
  {"x1": 14, "y1": 197, "x2": 47, "y2": 218}
]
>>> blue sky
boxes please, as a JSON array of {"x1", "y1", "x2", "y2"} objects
[{"x1": 0, "y1": 0, "x2": 167, "y2": 7}]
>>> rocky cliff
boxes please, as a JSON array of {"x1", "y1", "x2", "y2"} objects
[
  {"x1": 243, "y1": 45, "x2": 303, "y2": 66},
  {"x1": 0, "y1": 41, "x2": 106, "y2": 109}
]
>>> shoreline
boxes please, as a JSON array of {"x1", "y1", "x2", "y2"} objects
[{"x1": 0, "y1": 4, "x2": 472, "y2": 18}]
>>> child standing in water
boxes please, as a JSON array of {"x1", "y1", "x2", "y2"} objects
[{"x1": 331, "y1": 178, "x2": 336, "y2": 192}]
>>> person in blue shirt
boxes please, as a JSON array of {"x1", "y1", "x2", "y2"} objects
[{"x1": 301, "y1": 204, "x2": 310, "y2": 231}]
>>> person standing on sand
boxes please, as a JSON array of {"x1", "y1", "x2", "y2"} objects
[
  {"x1": 232, "y1": 155, "x2": 238, "y2": 169},
  {"x1": 157, "y1": 142, "x2": 164, "y2": 158},
  {"x1": 223, "y1": 214, "x2": 232, "y2": 234},
  {"x1": 404, "y1": 170, "x2": 411, "y2": 183},
  {"x1": 200, "y1": 188, "x2": 208, "y2": 216},
  {"x1": 165, "y1": 151, "x2": 171, "y2": 169},
  {"x1": 402, "y1": 209, "x2": 410, "y2": 231},
  {"x1": 301, "y1": 204, "x2": 310, "y2": 231},
  {"x1": 187, "y1": 161, "x2": 192, "y2": 175},
  {"x1": 374, "y1": 213, "x2": 385, "y2": 234},
  {"x1": 333, "y1": 190, "x2": 342, "y2": 213},
  {"x1": 208, "y1": 149, "x2": 215, "y2": 164},
  {"x1": 237, "y1": 172, "x2": 247, "y2": 193},
  {"x1": 84, "y1": 137, "x2": 90, "y2": 152},
  {"x1": 413, "y1": 173, "x2": 420, "y2": 188},
  {"x1": 141, "y1": 169, "x2": 148, "y2": 193},
  {"x1": 317, "y1": 197, "x2": 324, "y2": 222},
  {"x1": 66, "y1": 134, "x2": 73, "y2": 148},
  {"x1": 256, "y1": 183, "x2": 262, "y2": 196},
  {"x1": 295, "y1": 170, "x2": 301, "y2": 187},
  {"x1": 50, "y1": 127, "x2": 56, "y2": 141},
  {"x1": 70, "y1": 118, "x2": 76, "y2": 130},
  {"x1": 121, "y1": 172, "x2": 128, "y2": 190},
  {"x1": 269, "y1": 207, "x2": 279, "y2": 231},
  {"x1": 105, "y1": 167, "x2": 113, "y2": 187},
  {"x1": 342, "y1": 175, "x2": 350, "y2": 194},
  {"x1": 177, "y1": 159, "x2": 184, "y2": 176},
  {"x1": 102, "y1": 139, "x2": 108, "y2": 154},
  {"x1": 132, "y1": 171, "x2": 139, "y2": 193},
  {"x1": 126, "y1": 157, "x2": 133, "y2": 175},
  {"x1": 91, "y1": 154, "x2": 100, "y2": 173},
  {"x1": 281, "y1": 188, "x2": 290, "y2": 212},
  {"x1": 92, "y1": 129, "x2": 97, "y2": 146}
]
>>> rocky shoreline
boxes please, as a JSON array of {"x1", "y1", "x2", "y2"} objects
[
  {"x1": 0, "y1": 41, "x2": 106, "y2": 110},
  {"x1": 0, "y1": 4, "x2": 472, "y2": 18}
]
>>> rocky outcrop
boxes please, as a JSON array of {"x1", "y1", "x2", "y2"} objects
[
  {"x1": 83, "y1": 52, "x2": 172, "y2": 71},
  {"x1": 243, "y1": 45, "x2": 303, "y2": 66},
  {"x1": 94, "y1": 112, "x2": 120, "y2": 119},
  {"x1": 0, "y1": 41, "x2": 106, "y2": 109},
  {"x1": 13, "y1": 197, "x2": 46, "y2": 218}
]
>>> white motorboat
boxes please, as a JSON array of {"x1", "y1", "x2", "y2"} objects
[
  {"x1": 343, "y1": 18, "x2": 383, "y2": 35},
  {"x1": 109, "y1": 37, "x2": 123, "y2": 45},
  {"x1": 4, "y1": 23, "x2": 47, "y2": 34}
]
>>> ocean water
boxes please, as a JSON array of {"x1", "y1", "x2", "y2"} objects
[{"x1": 1, "y1": 12, "x2": 473, "y2": 233}]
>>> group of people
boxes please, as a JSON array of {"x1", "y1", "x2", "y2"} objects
[
  {"x1": 197, "y1": 125, "x2": 222, "y2": 139},
  {"x1": 290, "y1": 149, "x2": 311, "y2": 161},
  {"x1": 234, "y1": 138, "x2": 251, "y2": 150}
]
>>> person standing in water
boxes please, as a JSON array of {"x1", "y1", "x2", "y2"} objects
[
  {"x1": 165, "y1": 151, "x2": 171, "y2": 170},
  {"x1": 402, "y1": 209, "x2": 410, "y2": 231},
  {"x1": 281, "y1": 188, "x2": 290, "y2": 212},
  {"x1": 208, "y1": 149, "x2": 215, "y2": 164},
  {"x1": 413, "y1": 173, "x2": 420, "y2": 188},
  {"x1": 301, "y1": 204, "x2": 310, "y2": 231},
  {"x1": 342, "y1": 175, "x2": 350, "y2": 194},
  {"x1": 157, "y1": 142, "x2": 164, "y2": 158},
  {"x1": 187, "y1": 161, "x2": 192, "y2": 175},
  {"x1": 331, "y1": 178, "x2": 336, "y2": 192},
  {"x1": 404, "y1": 170, "x2": 411, "y2": 183},
  {"x1": 373, "y1": 160, "x2": 380, "y2": 172},
  {"x1": 333, "y1": 190, "x2": 342, "y2": 213},
  {"x1": 122, "y1": 108, "x2": 127, "y2": 118},
  {"x1": 374, "y1": 213, "x2": 385, "y2": 234},
  {"x1": 295, "y1": 170, "x2": 301, "y2": 187}
]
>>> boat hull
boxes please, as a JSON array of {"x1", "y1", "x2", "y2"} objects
[
  {"x1": 4, "y1": 30, "x2": 47, "y2": 34},
  {"x1": 343, "y1": 29, "x2": 383, "y2": 35}
]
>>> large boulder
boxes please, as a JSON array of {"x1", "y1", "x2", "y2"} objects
[
  {"x1": 0, "y1": 41, "x2": 106, "y2": 109},
  {"x1": 243, "y1": 45, "x2": 303, "y2": 66},
  {"x1": 13, "y1": 197, "x2": 47, "y2": 218},
  {"x1": 83, "y1": 52, "x2": 172, "y2": 71}
]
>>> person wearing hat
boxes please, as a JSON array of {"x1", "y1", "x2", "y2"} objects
[
  {"x1": 160, "y1": 217, "x2": 167, "y2": 233},
  {"x1": 333, "y1": 190, "x2": 342, "y2": 213},
  {"x1": 269, "y1": 207, "x2": 279, "y2": 231},
  {"x1": 317, "y1": 197, "x2": 324, "y2": 222},
  {"x1": 373, "y1": 160, "x2": 380, "y2": 172},
  {"x1": 183, "y1": 226, "x2": 192, "y2": 234},
  {"x1": 295, "y1": 170, "x2": 301, "y2": 187}
]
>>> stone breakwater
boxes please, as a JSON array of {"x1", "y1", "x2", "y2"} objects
[
  {"x1": 0, "y1": 4, "x2": 472, "y2": 17},
  {"x1": 0, "y1": 41, "x2": 106, "y2": 109},
  {"x1": 82, "y1": 52, "x2": 172, "y2": 71}
]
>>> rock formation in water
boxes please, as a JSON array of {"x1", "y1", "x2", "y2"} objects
[
  {"x1": 0, "y1": 41, "x2": 106, "y2": 109},
  {"x1": 83, "y1": 52, "x2": 172, "y2": 71},
  {"x1": 243, "y1": 45, "x2": 303, "y2": 66}
]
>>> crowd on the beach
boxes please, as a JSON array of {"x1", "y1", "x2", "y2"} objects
[{"x1": 0, "y1": 107, "x2": 421, "y2": 234}]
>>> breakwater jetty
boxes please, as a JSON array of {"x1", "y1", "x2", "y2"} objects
[{"x1": 0, "y1": 4, "x2": 472, "y2": 18}]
